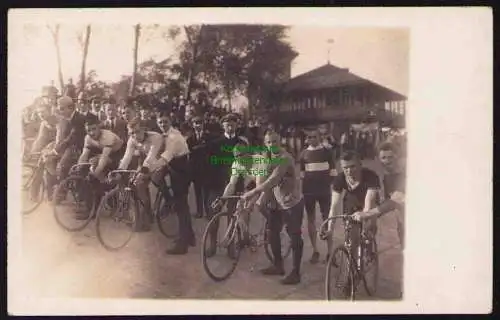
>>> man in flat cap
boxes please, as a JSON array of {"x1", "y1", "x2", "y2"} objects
[{"x1": 45, "y1": 96, "x2": 87, "y2": 192}]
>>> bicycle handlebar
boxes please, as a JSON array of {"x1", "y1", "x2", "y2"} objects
[
  {"x1": 70, "y1": 163, "x2": 93, "y2": 171},
  {"x1": 107, "y1": 170, "x2": 139, "y2": 182},
  {"x1": 318, "y1": 215, "x2": 356, "y2": 239},
  {"x1": 219, "y1": 195, "x2": 243, "y2": 200}
]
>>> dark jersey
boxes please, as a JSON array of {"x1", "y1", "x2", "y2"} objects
[{"x1": 332, "y1": 168, "x2": 380, "y2": 215}]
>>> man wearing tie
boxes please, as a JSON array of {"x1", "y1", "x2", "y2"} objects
[
  {"x1": 103, "y1": 103, "x2": 128, "y2": 143},
  {"x1": 186, "y1": 115, "x2": 215, "y2": 219},
  {"x1": 155, "y1": 111, "x2": 195, "y2": 255},
  {"x1": 77, "y1": 93, "x2": 99, "y2": 123}
]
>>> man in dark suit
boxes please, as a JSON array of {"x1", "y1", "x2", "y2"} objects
[
  {"x1": 103, "y1": 102, "x2": 129, "y2": 146},
  {"x1": 206, "y1": 113, "x2": 248, "y2": 210},
  {"x1": 139, "y1": 105, "x2": 161, "y2": 133},
  {"x1": 76, "y1": 93, "x2": 99, "y2": 123},
  {"x1": 186, "y1": 115, "x2": 215, "y2": 219},
  {"x1": 45, "y1": 96, "x2": 87, "y2": 186}
]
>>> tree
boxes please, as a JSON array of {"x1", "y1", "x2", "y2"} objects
[
  {"x1": 170, "y1": 24, "x2": 297, "y2": 116},
  {"x1": 181, "y1": 25, "x2": 206, "y2": 100},
  {"x1": 129, "y1": 24, "x2": 141, "y2": 97},
  {"x1": 47, "y1": 24, "x2": 65, "y2": 92},
  {"x1": 76, "y1": 25, "x2": 92, "y2": 95}
]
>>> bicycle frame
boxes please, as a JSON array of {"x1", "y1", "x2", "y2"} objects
[{"x1": 319, "y1": 215, "x2": 372, "y2": 273}]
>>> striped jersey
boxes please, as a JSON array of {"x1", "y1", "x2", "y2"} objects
[{"x1": 298, "y1": 144, "x2": 335, "y2": 194}]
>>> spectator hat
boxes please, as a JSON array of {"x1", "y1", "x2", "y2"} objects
[
  {"x1": 221, "y1": 113, "x2": 239, "y2": 124},
  {"x1": 190, "y1": 115, "x2": 203, "y2": 124},
  {"x1": 58, "y1": 96, "x2": 74, "y2": 108}
]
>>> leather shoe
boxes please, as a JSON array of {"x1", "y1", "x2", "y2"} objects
[{"x1": 166, "y1": 243, "x2": 188, "y2": 255}]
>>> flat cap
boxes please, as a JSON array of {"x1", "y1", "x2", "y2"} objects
[{"x1": 58, "y1": 96, "x2": 74, "y2": 108}]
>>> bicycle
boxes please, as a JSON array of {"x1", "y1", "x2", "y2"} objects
[
  {"x1": 52, "y1": 163, "x2": 101, "y2": 232},
  {"x1": 22, "y1": 152, "x2": 45, "y2": 214},
  {"x1": 95, "y1": 169, "x2": 178, "y2": 251},
  {"x1": 201, "y1": 195, "x2": 292, "y2": 282},
  {"x1": 319, "y1": 215, "x2": 379, "y2": 301}
]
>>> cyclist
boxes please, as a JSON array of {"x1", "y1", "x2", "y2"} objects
[
  {"x1": 241, "y1": 130, "x2": 305, "y2": 285},
  {"x1": 352, "y1": 142, "x2": 405, "y2": 249},
  {"x1": 298, "y1": 127, "x2": 336, "y2": 264},
  {"x1": 30, "y1": 102, "x2": 58, "y2": 154},
  {"x1": 118, "y1": 118, "x2": 165, "y2": 232},
  {"x1": 325, "y1": 150, "x2": 380, "y2": 262},
  {"x1": 76, "y1": 116, "x2": 125, "y2": 220},
  {"x1": 154, "y1": 110, "x2": 194, "y2": 255},
  {"x1": 27, "y1": 102, "x2": 58, "y2": 201}
]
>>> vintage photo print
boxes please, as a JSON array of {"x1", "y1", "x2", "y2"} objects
[{"x1": 7, "y1": 7, "x2": 492, "y2": 315}]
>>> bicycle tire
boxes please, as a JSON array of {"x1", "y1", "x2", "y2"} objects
[
  {"x1": 325, "y1": 246, "x2": 355, "y2": 301},
  {"x1": 154, "y1": 192, "x2": 178, "y2": 239},
  {"x1": 96, "y1": 187, "x2": 137, "y2": 251},
  {"x1": 362, "y1": 238, "x2": 379, "y2": 297},
  {"x1": 53, "y1": 176, "x2": 96, "y2": 232},
  {"x1": 263, "y1": 221, "x2": 293, "y2": 263},
  {"x1": 201, "y1": 211, "x2": 242, "y2": 282},
  {"x1": 22, "y1": 164, "x2": 45, "y2": 215}
]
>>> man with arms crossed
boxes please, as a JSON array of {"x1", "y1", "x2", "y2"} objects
[
  {"x1": 325, "y1": 150, "x2": 380, "y2": 262},
  {"x1": 241, "y1": 130, "x2": 304, "y2": 285},
  {"x1": 298, "y1": 127, "x2": 336, "y2": 264},
  {"x1": 118, "y1": 118, "x2": 165, "y2": 232},
  {"x1": 352, "y1": 142, "x2": 405, "y2": 249}
]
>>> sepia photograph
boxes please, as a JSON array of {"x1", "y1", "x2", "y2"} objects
[{"x1": 8, "y1": 8, "x2": 492, "y2": 315}]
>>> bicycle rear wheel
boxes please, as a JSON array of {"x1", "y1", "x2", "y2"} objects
[
  {"x1": 325, "y1": 246, "x2": 355, "y2": 301},
  {"x1": 22, "y1": 164, "x2": 45, "y2": 214},
  {"x1": 201, "y1": 211, "x2": 242, "y2": 282},
  {"x1": 154, "y1": 193, "x2": 178, "y2": 239},
  {"x1": 96, "y1": 187, "x2": 138, "y2": 251},
  {"x1": 362, "y1": 238, "x2": 379, "y2": 297},
  {"x1": 263, "y1": 221, "x2": 293, "y2": 263},
  {"x1": 53, "y1": 176, "x2": 95, "y2": 232}
]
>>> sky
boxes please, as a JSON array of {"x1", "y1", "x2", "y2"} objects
[{"x1": 9, "y1": 25, "x2": 409, "y2": 108}]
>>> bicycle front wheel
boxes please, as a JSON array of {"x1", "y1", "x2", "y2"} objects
[
  {"x1": 96, "y1": 187, "x2": 138, "y2": 251},
  {"x1": 201, "y1": 211, "x2": 242, "y2": 282},
  {"x1": 22, "y1": 164, "x2": 45, "y2": 215},
  {"x1": 53, "y1": 176, "x2": 95, "y2": 232},
  {"x1": 325, "y1": 246, "x2": 355, "y2": 301}
]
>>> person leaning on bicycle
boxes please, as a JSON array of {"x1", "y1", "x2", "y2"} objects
[
  {"x1": 325, "y1": 150, "x2": 380, "y2": 262},
  {"x1": 43, "y1": 96, "x2": 87, "y2": 199},
  {"x1": 241, "y1": 130, "x2": 305, "y2": 285},
  {"x1": 75, "y1": 116, "x2": 125, "y2": 220},
  {"x1": 352, "y1": 142, "x2": 406, "y2": 249},
  {"x1": 28, "y1": 101, "x2": 59, "y2": 200},
  {"x1": 117, "y1": 118, "x2": 165, "y2": 232}
]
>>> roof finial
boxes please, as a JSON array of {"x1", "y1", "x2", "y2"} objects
[{"x1": 327, "y1": 38, "x2": 334, "y2": 64}]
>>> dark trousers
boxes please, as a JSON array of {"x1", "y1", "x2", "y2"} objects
[
  {"x1": 268, "y1": 199, "x2": 305, "y2": 273},
  {"x1": 304, "y1": 193, "x2": 331, "y2": 221},
  {"x1": 193, "y1": 176, "x2": 210, "y2": 216},
  {"x1": 153, "y1": 163, "x2": 194, "y2": 247}
]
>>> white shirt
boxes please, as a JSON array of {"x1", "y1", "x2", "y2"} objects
[
  {"x1": 159, "y1": 127, "x2": 190, "y2": 164},
  {"x1": 119, "y1": 131, "x2": 164, "y2": 170}
]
